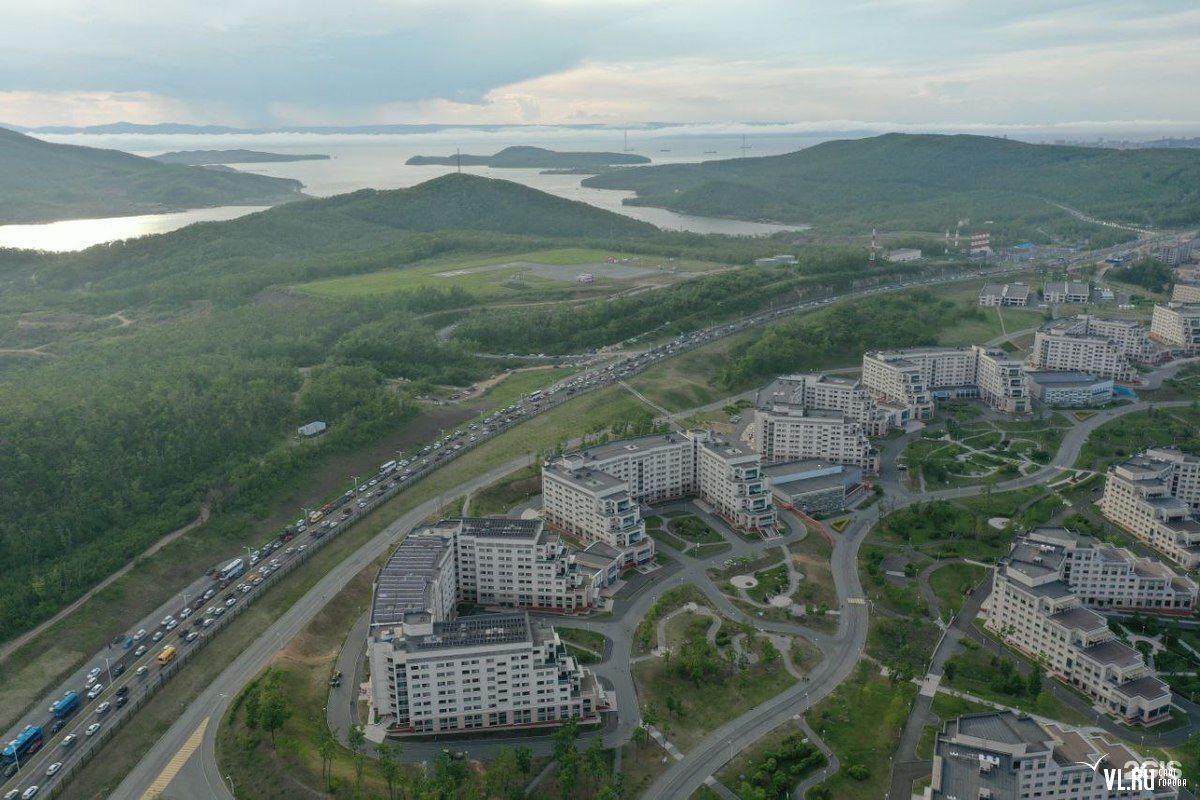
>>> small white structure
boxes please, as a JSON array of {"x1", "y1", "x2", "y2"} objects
[
  {"x1": 885, "y1": 248, "x2": 922, "y2": 263},
  {"x1": 298, "y1": 420, "x2": 327, "y2": 437}
]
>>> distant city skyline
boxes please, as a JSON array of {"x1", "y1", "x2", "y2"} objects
[{"x1": 2, "y1": 0, "x2": 1198, "y2": 136}]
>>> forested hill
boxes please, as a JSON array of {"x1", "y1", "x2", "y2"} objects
[
  {"x1": 406, "y1": 145, "x2": 650, "y2": 168},
  {"x1": 0, "y1": 127, "x2": 307, "y2": 224},
  {"x1": 582, "y1": 133, "x2": 1200, "y2": 236},
  {"x1": 27, "y1": 173, "x2": 664, "y2": 302}
]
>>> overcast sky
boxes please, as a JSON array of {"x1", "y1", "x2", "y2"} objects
[{"x1": 2, "y1": 0, "x2": 1198, "y2": 132}]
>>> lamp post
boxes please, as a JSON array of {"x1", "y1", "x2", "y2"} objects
[
  {"x1": 104, "y1": 655, "x2": 113, "y2": 685},
  {"x1": 351, "y1": 475, "x2": 360, "y2": 496},
  {"x1": 225, "y1": 774, "x2": 236, "y2": 795}
]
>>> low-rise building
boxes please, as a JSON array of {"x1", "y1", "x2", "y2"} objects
[
  {"x1": 987, "y1": 558, "x2": 1172, "y2": 725},
  {"x1": 979, "y1": 282, "x2": 1031, "y2": 307},
  {"x1": 763, "y1": 460, "x2": 865, "y2": 515},
  {"x1": 1044, "y1": 280, "x2": 1092, "y2": 304},
  {"x1": 927, "y1": 711, "x2": 1179, "y2": 799},
  {"x1": 1101, "y1": 449, "x2": 1200, "y2": 568},
  {"x1": 1025, "y1": 371, "x2": 1115, "y2": 407},
  {"x1": 1150, "y1": 303, "x2": 1200, "y2": 354}
]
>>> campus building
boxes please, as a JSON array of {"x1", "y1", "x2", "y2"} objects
[
  {"x1": 861, "y1": 345, "x2": 1029, "y2": 422},
  {"x1": 1101, "y1": 449, "x2": 1200, "y2": 568},
  {"x1": 927, "y1": 711, "x2": 1179, "y2": 799},
  {"x1": 750, "y1": 406, "x2": 879, "y2": 473},
  {"x1": 1025, "y1": 371, "x2": 1115, "y2": 407},
  {"x1": 1150, "y1": 304, "x2": 1200, "y2": 354},
  {"x1": 757, "y1": 374, "x2": 893, "y2": 436},
  {"x1": 1171, "y1": 284, "x2": 1200, "y2": 304},
  {"x1": 1003, "y1": 528, "x2": 1197, "y2": 615},
  {"x1": 1044, "y1": 280, "x2": 1092, "y2": 304},
  {"x1": 763, "y1": 460, "x2": 866, "y2": 515},
  {"x1": 979, "y1": 282, "x2": 1031, "y2": 307},
  {"x1": 366, "y1": 526, "x2": 608, "y2": 736},
  {"x1": 987, "y1": 556, "x2": 1172, "y2": 726},
  {"x1": 544, "y1": 431, "x2": 777, "y2": 543},
  {"x1": 1027, "y1": 316, "x2": 1150, "y2": 380}
]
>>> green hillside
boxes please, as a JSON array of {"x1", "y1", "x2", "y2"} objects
[
  {"x1": 405, "y1": 145, "x2": 649, "y2": 168},
  {"x1": 0, "y1": 127, "x2": 308, "y2": 223},
  {"x1": 583, "y1": 133, "x2": 1200, "y2": 240}
]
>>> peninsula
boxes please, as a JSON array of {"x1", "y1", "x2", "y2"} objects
[
  {"x1": 150, "y1": 149, "x2": 331, "y2": 165},
  {"x1": 405, "y1": 145, "x2": 650, "y2": 169}
]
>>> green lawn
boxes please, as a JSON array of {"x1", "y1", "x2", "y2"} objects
[
  {"x1": 668, "y1": 515, "x2": 725, "y2": 544},
  {"x1": 943, "y1": 638, "x2": 1090, "y2": 725},
  {"x1": 476, "y1": 366, "x2": 581, "y2": 411},
  {"x1": 1076, "y1": 406, "x2": 1200, "y2": 470},
  {"x1": 935, "y1": 306, "x2": 1046, "y2": 346},
  {"x1": 747, "y1": 563, "x2": 790, "y2": 604},
  {"x1": 648, "y1": 528, "x2": 689, "y2": 552},
  {"x1": 468, "y1": 462, "x2": 541, "y2": 516},
  {"x1": 927, "y1": 562, "x2": 988, "y2": 620}
]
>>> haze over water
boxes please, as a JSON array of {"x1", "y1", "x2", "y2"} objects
[{"x1": 0, "y1": 128, "x2": 822, "y2": 251}]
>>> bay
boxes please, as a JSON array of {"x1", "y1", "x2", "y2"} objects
[{"x1": 0, "y1": 129, "x2": 820, "y2": 251}]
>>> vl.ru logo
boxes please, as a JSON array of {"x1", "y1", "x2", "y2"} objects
[{"x1": 1085, "y1": 759, "x2": 1187, "y2": 792}]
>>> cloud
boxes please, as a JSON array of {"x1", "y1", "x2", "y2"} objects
[{"x1": 0, "y1": 90, "x2": 196, "y2": 127}]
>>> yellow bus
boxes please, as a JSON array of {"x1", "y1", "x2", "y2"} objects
[{"x1": 156, "y1": 645, "x2": 178, "y2": 666}]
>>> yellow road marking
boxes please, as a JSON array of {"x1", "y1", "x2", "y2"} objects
[{"x1": 139, "y1": 718, "x2": 208, "y2": 799}]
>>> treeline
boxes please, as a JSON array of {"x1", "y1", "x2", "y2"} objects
[
  {"x1": 718, "y1": 290, "x2": 985, "y2": 387},
  {"x1": 1112, "y1": 258, "x2": 1174, "y2": 293}
]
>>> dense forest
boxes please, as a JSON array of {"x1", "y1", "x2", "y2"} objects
[
  {"x1": 1110, "y1": 258, "x2": 1175, "y2": 293},
  {"x1": 583, "y1": 133, "x2": 1200, "y2": 242},
  {"x1": 0, "y1": 127, "x2": 307, "y2": 224}
]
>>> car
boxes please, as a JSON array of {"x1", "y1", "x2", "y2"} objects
[
  {"x1": 136, "y1": 665, "x2": 149, "y2": 677},
  {"x1": 85, "y1": 674, "x2": 98, "y2": 688},
  {"x1": 133, "y1": 628, "x2": 147, "y2": 641},
  {"x1": 60, "y1": 734, "x2": 77, "y2": 749},
  {"x1": 134, "y1": 643, "x2": 147, "y2": 656},
  {"x1": 202, "y1": 617, "x2": 215, "y2": 628},
  {"x1": 178, "y1": 607, "x2": 192, "y2": 619},
  {"x1": 87, "y1": 667, "x2": 101, "y2": 681},
  {"x1": 4, "y1": 790, "x2": 18, "y2": 800},
  {"x1": 297, "y1": 545, "x2": 307, "y2": 553},
  {"x1": 49, "y1": 719, "x2": 65, "y2": 734},
  {"x1": 285, "y1": 546, "x2": 295, "y2": 555},
  {"x1": 112, "y1": 663, "x2": 126, "y2": 678},
  {"x1": 213, "y1": 607, "x2": 226, "y2": 617},
  {"x1": 116, "y1": 685, "x2": 130, "y2": 698},
  {"x1": 252, "y1": 576, "x2": 263, "y2": 585},
  {"x1": 85, "y1": 723, "x2": 101, "y2": 737},
  {"x1": 160, "y1": 615, "x2": 174, "y2": 627},
  {"x1": 87, "y1": 683, "x2": 103, "y2": 699},
  {"x1": 95, "y1": 701, "x2": 111, "y2": 716},
  {"x1": 20, "y1": 787, "x2": 38, "y2": 800},
  {"x1": 115, "y1": 695, "x2": 128, "y2": 708},
  {"x1": 205, "y1": 606, "x2": 217, "y2": 615},
  {"x1": 225, "y1": 597, "x2": 237, "y2": 607},
  {"x1": 45, "y1": 763, "x2": 62, "y2": 777},
  {"x1": 203, "y1": 589, "x2": 216, "y2": 601},
  {"x1": 185, "y1": 631, "x2": 199, "y2": 643},
  {"x1": 357, "y1": 501, "x2": 366, "y2": 509},
  {"x1": 165, "y1": 620, "x2": 178, "y2": 631},
  {"x1": 151, "y1": 631, "x2": 164, "y2": 642},
  {"x1": 240, "y1": 584, "x2": 251, "y2": 594},
  {"x1": 2, "y1": 764, "x2": 16, "y2": 779}
]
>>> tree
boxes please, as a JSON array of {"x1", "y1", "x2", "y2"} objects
[
  {"x1": 631, "y1": 724, "x2": 649, "y2": 759},
  {"x1": 514, "y1": 746, "x2": 533, "y2": 776},
  {"x1": 317, "y1": 727, "x2": 337, "y2": 790},
  {"x1": 487, "y1": 746, "x2": 523, "y2": 800},
  {"x1": 584, "y1": 736, "x2": 609, "y2": 792},
  {"x1": 377, "y1": 741, "x2": 403, "y2": 800},
  {"x1": 759, "y1": 637, "x2": 781, "y2": 671},
  {"x1": 1027, "y1": 663, "x2": 1045, "y2": 698},
  {"x1": 640, "y1": 705, "x2": 659, "y2": 731},
  {"x1": 348, "y1": 723, "x2": 367, "y2": 791},
  {"x1": 259, "y1": 689, "x2": 291, "y2": 748}
]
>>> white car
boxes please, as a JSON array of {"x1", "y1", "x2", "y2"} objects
[
  {"x1": 178, "y1": 607, "x2": 192, "y2": 619},
  {"x1": 185, "y1": 631, "x2": 199, "y2": 643},
  {"x1": 160, "y1": 615, "x2": 174, "y2": 627},
  {"x1": 87, "y1": 683, "x2": 103, "y2": 699},
  {"x1": 60, "y1": 734, "x2": 77, "y2": 749},
  {"x1": 134, "y1": 644, "x2": 147, "y2": 657},
  {"x1": 135, "y1": 666, "x2": 148, "y2": 677},
  {"x1": 213, "y1": 607, "x2": 226, "y2": 617},
  {"x1": 240, "y1": 584, "x2": 251, "y2": 594},
  {"x1": 151, "y1": 631, "x2": 164, "y2": 642},
  {"x1": 21, "y1": 787, "x2": 38, "y2": 800},
  {"x1": 87, "y1": 667, "x2": 101, "y2": 681},
  {"x1": 85, "y1": 722, "x2": 101, "y2": 736},
  {"x1": 95, "y1": 701, "x2": 111, "y2": 716},
  {"x1": 225, "y1": 597, "x2": 237, "y2": 607},
  {"x1": 85, "y1": 674, "x2": 98, "y2": 688},
  {"x1": 133, "y1": 628, "x2": 147, "y2": 641},
  {"x1": 46, "y1": 762, "x2": 62, "y2": 777},
  {"x1": 202, "y1": 617, "x2": 215, "y2": 628},
  {"x1": 165, "y1": 620, "x2": 178, "y2": 631}
]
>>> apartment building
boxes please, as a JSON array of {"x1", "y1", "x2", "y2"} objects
[
  {"x1": 1150, "y1": 304, "x2": 1200, "y2": 354},
  {"x1": 1025, "y1": 371, "x2": 1114, "y2": 407},
  {"x1": 1027, "y1": 316, "x2": 1148, "y2": 381},
  {"x1": 862, "y1": 345, "x2": 1029, "y2": 421},
  {"x1": 366, "y1": 530, "x2": 607, "y2": 736},
  {"x1": 1171, "y1": 284, "x2": 1200, "y2": 304},
  {"x1": 928, "y1": 711, "x2": 1178, "y2": 800},
  {"x1": 1005, "y1": 528, "x2": 1196, "y2": 615},
  {"x1": 1044, "y1": 280, "x2": 1092, "y2": 304},
  {"x1": 979, "y1": 282, "x2": 1031, "y2": 307},
  {"x1": 987, "y1": 559, "x2": 1172, "y2": 726},
  {"x1": 1101, "y1": 450, "x2": 1200, "y2": 569},
  {"x1": 757, "y1": 374, "x2": 892, "y2": 436},
  {"x1": 544, "y1": 430, "x2": 777, "y2": 539},
  {"x1": 750, "y1": 405, "x2": 880, "y2": 473}
]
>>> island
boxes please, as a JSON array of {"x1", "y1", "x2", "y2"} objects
[
  {"x1": 405, "y1": 145, "x2": 650, "y2": 169},
  {"x1": 150, "y1": 150, "x2": 331, "y2": 166}
]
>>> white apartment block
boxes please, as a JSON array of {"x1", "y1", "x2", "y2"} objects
[
  {"x1": 1150, "y1": 303, "x2": 1200, "y2": 354},
  {"x1": 862, "y1": 345, "x2": 1029, "y2": 421},
  {"x1": 928, "y1": 711, "x2": 1178, "y2": 800},
  {"x1": 369, "y1": 612, "x2": 605, "y2": 735},
  {"x1": 1025, "y1": 371, "x2": 1114, "y2": 407},
  {"x1": 1044, "y1": 280, "x2": 1092, "y2": 304},
  {"x1": 751, "y1": 405, "x2": 880, "y2": 473},
  {"x1": 1101, "y1": 450, "x2": 1200, "y2": 569},
  {"x1": 757, "y1": 374, "x2": 892, "y2": 436},
  {"x1": 544, "y1": 430, "x2": 777, "y2": 538},
  {"x1": 979, "y1": 282, "x2": 1031, "y2": 307},
  {"x1": 1028, "y1": 316, "x2": 1148, "y2": 381},
  {"x1": 1171, "y1": 284, "x2": 1200, "y2": 304},
  {"x1": 1006, "y1": 528, "x2": 1196, "y2": 615},
  {"x1": 987, "y1": 564, "x2": 1171, "y2": 726}
]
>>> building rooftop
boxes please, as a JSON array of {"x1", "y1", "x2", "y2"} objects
[
  {"x1": 403, "y1": 612, "x2": 534, "y2": 653},
  {"x1": 371, "y1": 534, "x2": 453, "y2": 628},
  {"x1": 1110, "y1": 674, "x2": 1171, "y2": 702},
  {"x1": 954, "y1": 711, "x2": 1048, "y2": 746},
  {"x1": 1026, "y1": 371, "x2": 1109, "y2": 388},
  {"x1": 1047, "y1": 606, "x2": 1107, "y2": 633},
  {"x1": 546, "y1": 462, "x2": 628, "y2": 492},
  {"x1": 1077, "y1": 639, "x2": 1143, "y2": 669},
  {"x1": 564, "y1": 432, "x2": 690, "y2": 464},
  {"x1": 451, "y1": 517, "x2": 544, "y2": 540}
]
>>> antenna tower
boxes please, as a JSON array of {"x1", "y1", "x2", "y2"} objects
[
  {"x1": 869, "y1": 228, "x2": 878, "y2": 267},
  {"x1": 739, "y1": 134, "x2": 751, "y2": 157}
]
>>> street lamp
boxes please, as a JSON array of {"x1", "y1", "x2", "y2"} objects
[
  {"x1": 225, "y1": 774, "x2": 236, "y2": 795},
  {"x1": 104, "y1": 656, "x2": 113, "y2": 685},
  {"x1": 351, "y1": 475, "x2": 360, "y2": 495}
]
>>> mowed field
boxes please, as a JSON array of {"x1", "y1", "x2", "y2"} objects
[{"x1": 288, "y1": 247, "x2": 726, "y2": 299}]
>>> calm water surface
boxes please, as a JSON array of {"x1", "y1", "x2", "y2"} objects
[{"x1": 0, "y1": 130, "x2": 822, "y2": 251}]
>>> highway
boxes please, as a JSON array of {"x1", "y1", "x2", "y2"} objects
[{"x1": 4, "y1": 253, "x2": 1117, "y2": 798}]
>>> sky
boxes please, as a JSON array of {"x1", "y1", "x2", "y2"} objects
[{"x1": 1, "y1": 0, "x2": 1198, "y2": 134}]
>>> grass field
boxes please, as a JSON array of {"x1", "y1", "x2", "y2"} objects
[
  {"x1": 468, "y1": 462, "x2": 540, "y2": 516},
  {"x1": 715, "y1": 721, "x2": 826, "y2": 795},
  {"x1": 1076, "y1": 406, "x2": 1200, "y2": 470},
  {"x1": 935, "y1": 305, "x2": 1046, "y2": 347},
  {"x1": 474, "y1": 365, "x2": 580, "y2": 410},
  {"x1": 927, "y1": 562, "x2": 988, "y2": 620},
  {"x1": 290, "y1": 247, "x2": 723, "y2": 299},
  {"x1": 788, "y1": 529, "x2": 837, "y2": 611}
]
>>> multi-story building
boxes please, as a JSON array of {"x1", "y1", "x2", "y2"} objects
[
  {"x1": 987, "y1": 558, "x2": 1172, "y2": 726},
  {"x1": 544, "y1": 430, "x2": 777, "y2": 540},
  {"x1": 1025, "y1": 371, "x2": 1114, "y2": 407},
  {"x1": 750, "y1": 406, "x2": 879, "y2": 473},
  {"x1": 757, "y1": 374, "x2": 892, "y2": 436},
  {"x1": 927, "y1": 711, "x2": 1178, "y2": 799},
  {"x1": 979, "y1": 282, "x2": 1031, "y2": 307},
  {"x1": 1171, "y1": 284, "x2": 1200, "y2": 304},
  {"x1": 1028, "y1": 317, "x2": 1146, "y2": 380},
  {"x1": 1044, "y1": 280, "x2": 1092, "y2": 304},
  {"x1": 1155, "y1": 238, "x2": 1195, "y2": 266},
  {"x1": 1150, "y1": 303, "x2": 1200, "y2": 354},
  {"x1": 366, "y1": 528, "x2": 608, "y2": 736},
  {"x1": 1101, "y1": 450, "x2": 1200, "y2": 568},
  {"x1": 1004, "y1": 528, "x2": 1196, "y2": 614},
  {"x1": 763, "y1": 460, "x2": 865, "y2": 515},
  {"x1": 862, "y1": 346, "x2": 1029, "y2": 421}
]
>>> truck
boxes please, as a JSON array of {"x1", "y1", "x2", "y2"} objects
[{"x1": 50, "y1": 691, "x2": 80, "y2": 719}]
